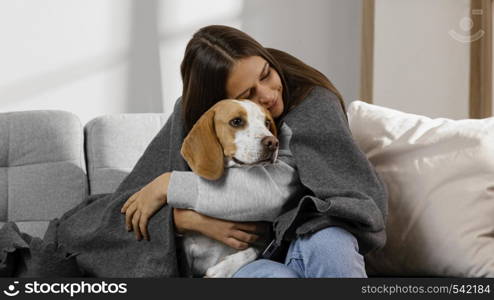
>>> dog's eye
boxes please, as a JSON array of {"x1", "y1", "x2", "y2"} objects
[
  {"x1": 265, "y1": 120, "x2": 271, "y2": 128},
  {"x1": 229, "y1": 118, "x2": 244, "y2": 127}
]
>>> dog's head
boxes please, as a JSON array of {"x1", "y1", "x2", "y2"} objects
[{"x1": 181, "y1": 99, "x2": 279, "y2": 180}]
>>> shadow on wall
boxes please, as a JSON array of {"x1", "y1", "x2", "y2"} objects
[
  {"x1": 0, "y1": 53, "x2": 128, "y2": 109},
  {"x1": 126, "y1": 0, "x2": 163, "y2": 113}
]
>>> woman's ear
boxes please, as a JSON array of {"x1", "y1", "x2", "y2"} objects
[{"x1": 181, "y1": 108, "x2": 225, "y2": 180}]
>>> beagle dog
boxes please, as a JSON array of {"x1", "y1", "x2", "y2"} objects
[
  {"x1": 181, "y1": 99, "x2": 279, "y2": 180},
  {"x1": 180, "y1": 99, "x2": 279, "y2": 278}
]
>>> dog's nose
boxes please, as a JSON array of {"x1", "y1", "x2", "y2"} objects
[{"x1": 261, "y1": 136, "x2": 279, "y2": 151}]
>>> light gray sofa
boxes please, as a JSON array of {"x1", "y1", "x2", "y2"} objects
[{"x1": 0, "y1": 110, "x2": 168, "y2": 239}]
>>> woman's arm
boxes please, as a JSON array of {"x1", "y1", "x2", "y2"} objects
[
  {"x1": 120, "y1": 173, "x2": 272, "y2": 247},
  {"x1": 167, "y1": 153, "x2": 303, "y2": 222},
  {"x1": 173, "y1": 208, "x2": 270, "y2": 250}
]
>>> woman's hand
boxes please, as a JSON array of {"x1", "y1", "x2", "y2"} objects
[
  {"x1": 121, "y1": 172, "x2": 172, "y2": 241},
  {"x1": 173, "y1": 208, "x2": 270, "y2": 250}
]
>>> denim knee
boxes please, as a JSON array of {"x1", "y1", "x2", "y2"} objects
[
  {"x1": 233, "y1": 259, "x2": 299, "y2": 278},
  {"x1": 286, "y1": 226, "x2": 367, "y2": 278},
  {"x1": 309, "y1": 226, "x2": 360, "y2": 253}
]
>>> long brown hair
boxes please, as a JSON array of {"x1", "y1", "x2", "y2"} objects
[{"x1": 180, "y1": 25, "x2": 345, "y2": 132}]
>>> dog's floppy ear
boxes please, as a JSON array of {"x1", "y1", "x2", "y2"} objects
[
  {"x1": 261, "y1": 106, "x2": 277, "y2": 137},
  {"x1": 268, "y1": 114, "x2": 277, "y2": 137},
  {"x1": 181, "y1": 108, "x2": 224, "y2": 180}
]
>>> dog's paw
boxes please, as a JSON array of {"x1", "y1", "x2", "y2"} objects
[{"x1": 205, "y1": 259, "x2": 239, "y2": 278}]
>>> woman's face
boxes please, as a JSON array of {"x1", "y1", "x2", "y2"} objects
[{"x1": 226, "y1": 56, "x2": 284, "y2": 118}]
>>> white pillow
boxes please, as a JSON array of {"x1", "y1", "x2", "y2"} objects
[{"x1": 348, "y1": 100, "x2": 494, "y2": 277}]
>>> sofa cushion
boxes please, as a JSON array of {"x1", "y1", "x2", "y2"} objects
[
  {"x1": 84, "y1": 114, "x2": 167, "y2": 195},
  {"x1": 0, "y1": 111, "x2": 88, "y2": 238},
  {"x1": 348, "y1": 100, "x2": 494, "y2": 277}
]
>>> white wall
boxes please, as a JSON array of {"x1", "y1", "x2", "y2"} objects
[
  {"x1": 373, "y1": 0, "x2": 471, "y2": 119},
  {"x1": 0, "y1": 0, "x2": 362, "y2": 124},
  {"x1": 157, "y1": 0, "x2": 244, "y2": 119},
  {"x1": 242, "y1": 0, "x2": 362, "y2": 106},
  {"x1": 158, "y1": 0, "x2": 363, "y2": 117},
  {"x1": 0, "y1": 0, "x2": 165, "y2": 125}
]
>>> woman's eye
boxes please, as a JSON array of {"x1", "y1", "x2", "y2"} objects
[
  {"x1": 229, "y1": 118, "x2": 244, "y2": 127},
  {"x1": 262, "y1": 70, "x2": 271, "y2": 81}
]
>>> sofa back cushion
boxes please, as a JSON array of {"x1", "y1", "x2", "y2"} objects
[
  {"x1": 348, "y1": 100, "x2": 494, "y2": 277},
  {"x1": 84, "y1": 114, "x2": 167, "y2": 195},
  {"x1": 0, "y1": 111, "x2": 88, "y2": 238}
]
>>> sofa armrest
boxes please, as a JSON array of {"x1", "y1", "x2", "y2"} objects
[{"x1": 0, "y1": 110, "x2": 87, "y2": 238}]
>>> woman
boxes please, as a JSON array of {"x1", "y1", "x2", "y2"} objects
[{"x1": 121, "y1": 25, "x2": 387, "y2": 278}]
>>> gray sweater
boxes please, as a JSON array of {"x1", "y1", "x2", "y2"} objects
[{"x1": 168, "y1": 123, "x2": 304, "y2": 222}]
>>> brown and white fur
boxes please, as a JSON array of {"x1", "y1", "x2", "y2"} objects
[{"x1": 180, "y1": 99, "x2": 279, "y2": 277}]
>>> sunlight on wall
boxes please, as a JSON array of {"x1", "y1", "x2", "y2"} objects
[{"x1": 0, "y1": 0, "x2": 134, "y2": 124}]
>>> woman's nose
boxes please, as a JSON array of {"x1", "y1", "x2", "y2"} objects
[{"x1": 256, "y1": 85, "x2": 273, "y2": 105}]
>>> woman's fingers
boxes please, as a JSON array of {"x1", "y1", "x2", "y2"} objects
[
  {"x1": 139, "y1": 212, "x2": 150, "y2": 241},
  {"x1": 132, "y1": 210, "x2": 142, "y2": 240},
  {"x1": 233, "y1": 221, "x2": 269, "y2": 234},
  {"x1": 121, "y1": 194, "x2": 137, "y2": 213},
  {"x1": 125, "y1": 203, "x2": 138, "y2": 231},
  {"x1": 121, "y1": 195, "x2": 133, "y2": 213},
  {"x1": 225, "y1": 237, "x2": 249, "y2": 250},
  {"x1": 124, "y1": 201, "x2": 149, "y2": 241},
  {"x1": 229, "y1": 229, "x2": 260, "y2": 244}
]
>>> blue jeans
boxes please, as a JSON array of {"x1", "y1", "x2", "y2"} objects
[{"x1": 233, "y1": 226, "x2": 367, "y2": 278}]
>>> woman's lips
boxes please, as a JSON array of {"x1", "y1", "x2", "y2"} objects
[{"x1": 268, "y1": 97, "x2": 278, "y2": 110}]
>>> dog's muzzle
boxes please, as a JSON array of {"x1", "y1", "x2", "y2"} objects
[{"x1": 261, "y1": 136, "x2": 279, "y2": 163}]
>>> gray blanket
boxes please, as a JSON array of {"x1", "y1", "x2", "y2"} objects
[
  {"x1": 1, "y1": 96, "x2": 189, "y2": 277},
  {"x1": 0, "y1": 87, "x2": 387, "y2": 277}
]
